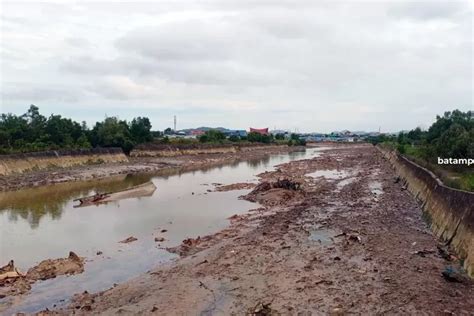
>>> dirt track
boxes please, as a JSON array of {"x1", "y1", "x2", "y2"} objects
[{"x1": 48, "y1": 144, "x2": 473, "y2": 315}]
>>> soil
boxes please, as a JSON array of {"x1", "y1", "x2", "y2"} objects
[
  {"x1": 0, "y1": 146, "x2": 303, "y2": 192},
  {"x1": 0, "y1": 252, "x2": 84, "y2": 298},
  {"x1": 45, "y1": 144, "x2": 473, "y2": 315}
]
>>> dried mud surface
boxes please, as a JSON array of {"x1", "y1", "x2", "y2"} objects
[
  {"x1": 48, "y1": 144, "x2": 473, "y2": 315},
  {"x1": 0, "y1": 146, "x2": 302, "y2": 192}
]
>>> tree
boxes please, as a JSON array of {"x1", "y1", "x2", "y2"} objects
[
  {"x1": 130, "y1": 117, "x2": 152, "y2": 143},
  {"x1": 247, "y1": 132, "x2": 272, "y2": 143},
  {"x1": 90, "y1": 117, "x2": 135, "y2": 153},
  {"x1": 199, "y1": 129, "x2": 226, "y2": 143}
]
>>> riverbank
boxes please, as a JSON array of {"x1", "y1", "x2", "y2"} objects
[
  {"x1": 0, "y1": 145, "x2": 301, "y2": 192},
  {"x1": 52, "y1": 143, "x2": 473, "y2": 314}
]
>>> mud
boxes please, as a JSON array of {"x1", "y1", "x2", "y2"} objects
[
  {"x1": 0, "y1": 146, "x2": 303, "y2": 192},
  {"x1": 49, "y1": 144, "x2": 473, "y2": 315},
  {"x1": 0, "y1": 252, "x2": 84, "y2": 298},
  {"x1": 214, "y1": 182, "x2": 256, "y2": 192}
]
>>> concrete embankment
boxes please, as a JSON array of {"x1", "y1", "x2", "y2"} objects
[
  {"x1": 130, "y1": 143, "x2": 288, "y2": 157},
  {"x1": 378, "y1": 147, "x2": 474, "y2": 276},
  {"x1": 0, "y1": 148, "x2": 128, "y2": 176}
]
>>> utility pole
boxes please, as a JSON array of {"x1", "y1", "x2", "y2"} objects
[{"x1": 174, "y1": 115, "x2": 177, "y2": 132}]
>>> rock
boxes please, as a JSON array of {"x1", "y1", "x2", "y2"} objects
[
  {"x1": 330, "y1": 307, "x2": 345, "y2": 315},
  {"x1": 154, "y1": 237, "x2": 165, "y2": 242},
  {"x1": 119, "y1": 236, "x2": 138, "y2": 243},
  {"x1": 96, "y1": 251, "x2": 103, "y2": 256},
  {"x1": 160, "y1": 229, "x2": 168, "y2": 233}
]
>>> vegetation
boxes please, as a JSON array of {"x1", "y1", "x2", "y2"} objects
[
  {"x1": 0, "y1": 105, "x2": 153, "y2": 154},
  {"x1": 247, "y1": 132, "x2": 273, "y2": 143},
  {"x1": 287, "y1": 133, "x2": 306, "y2": 146},
  {"x1": 199, "y1": 130, "x2": 226, "y2": 143},
  {"x1": 382, "y1": 110, "x2": 473, "y2": 191}
]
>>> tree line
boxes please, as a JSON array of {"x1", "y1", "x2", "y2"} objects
[
  {"x1": 0, "y1": 105, "x2": 153, "y2": 154},
  {"x1": 197, "y1": 129, "x2": 306, "y2": 146},
  {"x1": 396, "y1": 110, "x2": 473, "y2": 161}
]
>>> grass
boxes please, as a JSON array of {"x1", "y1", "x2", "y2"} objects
[{"x1": 382, "y1": 142, "x2": 474, "y2": 192}]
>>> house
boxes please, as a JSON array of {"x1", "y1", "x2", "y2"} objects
[{"x1": 249, "y1": 128, "x2": 269, "y2": 135}]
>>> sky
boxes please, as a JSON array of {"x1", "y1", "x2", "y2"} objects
[{"x1": 0, "y1": 0, "x2": 472, "y2": 133}]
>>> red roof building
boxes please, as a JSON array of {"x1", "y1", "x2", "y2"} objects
[{"x1": 249, "y1": 128, "x2": 269, "y2": 135}]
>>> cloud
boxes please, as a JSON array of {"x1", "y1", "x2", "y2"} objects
[{"x1": 1, "y1": 0, "x2": 472, "y2": 132}]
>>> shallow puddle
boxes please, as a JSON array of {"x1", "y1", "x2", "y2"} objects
[
  {"x1": 0, "y1": 147, "x2": 328, "y2": 314},
  {"x1": 308, "y1": 228, "x2": 337, "y2": 246},
  {"x1": 307, "y1": 169, "x2": 350, "y2": 180},
  {"x1": 337, "y1": 177, "x2": 357, "y2": 189},
  {"x1": 369, "y1": 181, "x2": 383, "y2": 196}
]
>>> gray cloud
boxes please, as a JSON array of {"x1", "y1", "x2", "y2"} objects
[{"x1": 2, "y1": 0, "x2": 472, "y2": 132}]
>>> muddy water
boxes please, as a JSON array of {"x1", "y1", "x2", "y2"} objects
[{"x1": 0, "y1": 147, "x2": 326, "y2": 313}]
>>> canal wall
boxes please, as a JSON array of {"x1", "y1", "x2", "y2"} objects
[
  {"x1": 130, "y1": 144, "x2": 288, "y2": 157},
  {"x1": 0, "y1": 148, "x2": 128, "y2": 176},
  {"x1": 378, "y1": 147, "x2": 474, "y2": 277}
]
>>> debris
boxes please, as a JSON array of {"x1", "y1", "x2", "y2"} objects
[
  {"x1": 314, "y1": 279, "x2": 333, "y2": 285},
  {"x1": 151, "y1": 306, "x2": 158, "y2": 312},
  {"x1": 442, "y1": 266, "x2": 465, "y2": 283},
  {"x1": 161, "y1": 229, "x2": 168, "y2": 233},
  {"x1": 154, "y1": 237, "x2": 165, "y2": 242},
  {"x1": 196, "y1": 260, "x2": 208, "y2": 266},
  {"x1": 333, "y1": 256, "x2": 341, "y2": 261},
  {"x1": 393, "y1": 176, "x2": 400, "y2": 183},
  {"x1": 26, "y1": 252, "x2": 84, "y2": 281},
  {"x1": 0, "y1": 260, "x2": 24, "y2": 282},
  {"x1": 119, "y1": 236, "x2": 138, "y2": 243},
  {"x1": 251, "y1": 302, "x2": 274, "y2": 315},
  {"x1": 348, "y1": 235, "x2": 361, "y2": 243},
  {"x1": 74, "y1": 181, "x2": 156, "y2": 208},
  {"x1": 437, "y1": 245, "x2": 456, "y2": 261},
  {"x1": 412, "y1": 249, "x2": 435, "y2": 257},
  {"x1": 330, "y1": 307, "x2": 345, "y2": 315},
  {"x1": 96, "y1": 251, "x2": 103, "y2": 256}
]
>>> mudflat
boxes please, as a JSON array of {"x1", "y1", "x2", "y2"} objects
[{"x1": 53, "y1": 144, "x2": 473, "y2": 315}]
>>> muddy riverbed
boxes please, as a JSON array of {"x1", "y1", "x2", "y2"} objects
[
  {"x1": 0, "y1": 145, "x2": 303, "y2": 192},
  {"x1": 50, "y1": 143, "x2": 473, "y2": 315},
  {"x1": 0, "y1": 147, "x2": 326, "y2": 314}
]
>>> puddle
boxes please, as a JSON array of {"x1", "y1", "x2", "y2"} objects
[
  {"x1": 337, "y1": 177, "x2": 357, "y2": 189},
  {"x1": 0, "y1": 147, "x2": 328, "y2": 314},
  {"x1": 308, "y1": 228, "x2": 337, "y2": 245},
  {"x1": 369, "y1": 181, "x2": 383, "y2": 196},
  {"x1": 307, "y1": 169, "x2": 350, "y2": 180}
]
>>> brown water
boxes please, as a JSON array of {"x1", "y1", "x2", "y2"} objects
[{"x1": 0, "y1": 148, "x2": 326, "y2": 313}]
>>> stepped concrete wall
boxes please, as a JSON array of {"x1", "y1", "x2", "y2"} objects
[{"x1": 379, "y1": 147, "x2": 473, "y2": 276}]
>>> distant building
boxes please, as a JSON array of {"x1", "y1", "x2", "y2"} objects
[
  {"x1": 249, "y1": 128, "x2": 269, "y2": 135},
  {"x1": 226, "y1": 130, "x2": 247, "y2": 137},
  {"x1": 190, "y1": 130, "x2": 205, "y2": 136}
]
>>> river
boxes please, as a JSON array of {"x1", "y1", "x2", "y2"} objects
[{"x1": 0, "y1": 147, "x2": 325, "y2": 313}]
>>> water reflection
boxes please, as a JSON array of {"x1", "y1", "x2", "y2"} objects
[
  {"x1": 0, "y1": 174, "x2": 153, "y2": 229},
  {"x1": 0, "y1": 151, "x2": 306, "y2": 229}
]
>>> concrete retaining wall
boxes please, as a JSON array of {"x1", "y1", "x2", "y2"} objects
[
  {"x1": 0, "y1": 148, "x2": 128, "y2": 176},
  {"x1": 130, "y1": 144, "x2": 288, "y2": 157},
  {"x1": 379, "y1": 147, "x2": 474, "y2": 276}
]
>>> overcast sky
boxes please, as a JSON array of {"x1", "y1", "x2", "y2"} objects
[{"x1": 1, "y1": 0, "x2": 472, "y2": 132}]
